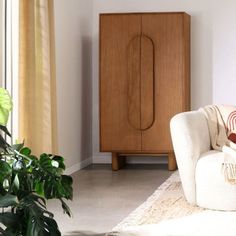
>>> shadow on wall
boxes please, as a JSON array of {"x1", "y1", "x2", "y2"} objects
[
  {"x1": 64, "y1": 231, "x2": 105, "y2": 236},
  {"x1": 80, "y1": 25, "x2": 93, "y2": 162},
  {"x1": 190, "y1": 13, "x2": 213, "y2": 109}
]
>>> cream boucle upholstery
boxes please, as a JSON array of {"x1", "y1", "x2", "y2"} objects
[{"x1": 170, "y1": 110, "x2": 236, "y2": 210}]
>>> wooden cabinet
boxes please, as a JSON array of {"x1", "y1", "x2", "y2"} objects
[{"x1": 99, "y1": 12, "x2": 190, "y2": 170}]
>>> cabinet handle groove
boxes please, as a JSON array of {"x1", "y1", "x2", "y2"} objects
[{"x1": 127, "y1": 35, "x2": 155, "y2": 131}]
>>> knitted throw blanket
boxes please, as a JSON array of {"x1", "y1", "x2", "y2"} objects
[{"x1": 200, "y1": 105, "x2": 236, "y2": 183}]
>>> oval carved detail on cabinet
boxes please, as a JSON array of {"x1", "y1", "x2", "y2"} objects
[{"x1": 127, "y1": 34, "x2": 155, "y2": 131}]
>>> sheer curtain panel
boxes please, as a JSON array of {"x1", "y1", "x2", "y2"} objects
[{"x1": 19, "y1": 0, "x2": 58, "y2": 155}]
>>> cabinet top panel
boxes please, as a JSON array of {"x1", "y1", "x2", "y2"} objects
[{"x1": 99, "y1": 12, "x2": 190, "y2": 17}]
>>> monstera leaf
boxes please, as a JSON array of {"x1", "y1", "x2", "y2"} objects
[
  {"x1": 0, "y1": 90, "x2": 73, "y2": 235},
  {"x1": 0, "y1": 88, "x2": 13, "y2": 126}
]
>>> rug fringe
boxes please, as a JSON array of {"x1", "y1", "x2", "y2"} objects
[{"x1": 111, "y1": 171, "x2": 180, "y2": 232}]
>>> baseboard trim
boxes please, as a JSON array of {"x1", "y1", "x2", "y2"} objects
[{"x1": 65, "y1": 157, "x2": 92, "y2": 175}]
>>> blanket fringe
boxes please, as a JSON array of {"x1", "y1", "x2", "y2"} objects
[{"x1": 222, "y1": 163, "x2": 236, "y2": 184}]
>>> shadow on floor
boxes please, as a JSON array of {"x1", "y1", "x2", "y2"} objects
[
  {"x1": 64, "y1": 231, "x2": 106, "y2": 236},
  {"x1": 82, "y1": 163, "x2": 168, "y2": 171}
]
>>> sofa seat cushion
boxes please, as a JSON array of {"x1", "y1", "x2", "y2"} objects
[{"x1": 196, "y1": 150, "x2": 236, "y2": 210}]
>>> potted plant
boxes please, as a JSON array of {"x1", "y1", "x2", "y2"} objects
[{"x1": 0, "y1": 88, "x2": 73, "y2": 235}]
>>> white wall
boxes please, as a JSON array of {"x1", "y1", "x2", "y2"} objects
[
  {"x1": 213, "y1": 1, "x2": 236, "y2": 105},
  {"x1": 54, "y1": 0, "x2": 93, "y2": 173},
  {"x1": 92, "y1": 0, "x2": 213, "y2": 163},
  {"x1": 53, "y1": 0, "x2": 236, "y2": 167}
]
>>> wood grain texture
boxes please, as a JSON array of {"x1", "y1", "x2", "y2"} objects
[
  {"x1": 127, "y1": 35, "x2": 155, "y2": 131},
  {"x1": 183, "y1": 13, "x2": 191, "y2": 111},
  {"x1": 127, "y1": 36, "x2": 141, "y2": 130},
  {"x1": 140, "y1": 35, "x2": 155, "y2": 130},
  {"x1": 100, "y1": 14, "x2": 142, "y2": 151},
  {"x1": 100, "y1": 13, "x2": 190, "y2": 161},
  {"x1": 112, "y1": 153, "x2": 126, "y2": 171},
  {"x1": 168, "y1": 153, "x2": 177, "y2": 171},
  {"x1": 141, "y1": 13, "x2": 190, "y2": 151}
]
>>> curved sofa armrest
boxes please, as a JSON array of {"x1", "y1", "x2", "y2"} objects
[{"x1": 170, "y1": 110, "x2": 211, "y2": 204}]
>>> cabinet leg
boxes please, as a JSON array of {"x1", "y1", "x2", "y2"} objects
[
  {"x1": 112, "y1": 153, "x2": 126, "y2": 171},
  {"x1": 168, "y1": 153, "x2": 177, "y2": 171}
]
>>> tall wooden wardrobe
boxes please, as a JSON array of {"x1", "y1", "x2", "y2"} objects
[{"x1": 99, "y1": 12, "x2": 190, "y2": 171}]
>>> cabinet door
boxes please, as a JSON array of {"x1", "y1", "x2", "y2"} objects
[
  {"x1": 100, "y1": 14, "x2": 142, "y2": 151},
  {"x1": 141, "y1": 13, "x2": 190, "y2": 151}
]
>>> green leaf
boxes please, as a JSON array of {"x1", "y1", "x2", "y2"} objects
[
  {"x1": 16, "y1": 172, "x2": 32, "y2": 194},
  {"x1": 0, "y1": 145, "x2": 73, "y2": 235},
  {"x1": 0, "y1": 88, "x2": 13, "y2": 126},
  {"x1": 29, "y1": 155, "x2": 38, "y2": 161},
  {"x1": 40, "y1": 154, "x2": 52, "y2": 169},
  {"x1": 0, "y1": 125, "x2": 11, "y2": 137},
  {"x1": 21, "y1": 194, "x2": 61, "y2": 236},
  {"x1": 0, "y1": 212, "x2": 19, "y2": 228},
  {"x1": 11, "y1": 142, "x2": 24, "y2": 151},
  {"x1": 40, "y1": 153, "x2": 49, "y2": 162},
  {"x1": 0, "y1": 184, "x2": 7, "y2": 196},
  {"x1": 43, "y1": 175, "x2": 73, "y2": 200},
  {"x1": 20, "y1": 147, "x2": 31, "y2": 156},
  {"x1": 0, "y1": 134, "x2": 9, "y2": 150},
  {"x1": 26, "y1": 214, "x2": 61, "y2": 236},
  {"x1": 44, "y1": 178, "x2": 56, "y2": 199},
  {"x1": 61, "y1": 175, "x2": 73, "y2": 200},
  {"x1": 0, "y1": 160, "x2": 11, "y2": 182},
  {"x1": 61, "y1": 175, "x2": 73, "y2": 185},
  {"x1": 52, "y1": 156, "x2": 65, "y2": 170},
  {"x1": 0, "y1": 194, "x2": 18, "y2": 207},
  {"x1": 60, "y1": 198, "x2": 72, "y2": 217},
  {"x1": 35, "y1": 181, "x2": 44, "y2": 196},
  {"x1": 23, "y1": 193, "x2": 46, "y2": 208},
  {"x1": 4, "y1": 228, "x2": 19, "y2": 236},
  {"x1": 0, "y1": 161, "x2": 11, "y2": 174},
  {"x1": 0, "y1": 227, "x2": 7, "y2": 236},
  {"x1": 12, "y1": 174, "x2": 19, "y2": 190}
]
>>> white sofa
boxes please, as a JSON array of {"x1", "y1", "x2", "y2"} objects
[{"x1": 170, "y1": 110, "x2": 236, "y2": 211}]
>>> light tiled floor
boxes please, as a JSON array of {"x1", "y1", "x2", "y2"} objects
[{"x1": 47, "y1": 164, "x2": 172, "y2": 236}]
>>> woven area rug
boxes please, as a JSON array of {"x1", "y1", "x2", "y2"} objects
[
  {"x1": 112, "y1": 171, "x2": 204, "y2": 232},
  {"x1": 107, "y1": 171, "x2": 236, "y2": 236}
]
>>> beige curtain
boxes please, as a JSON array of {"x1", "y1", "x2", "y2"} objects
[{"x1": 19, "y1": 0, "x2": 58, "y2": 155}]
